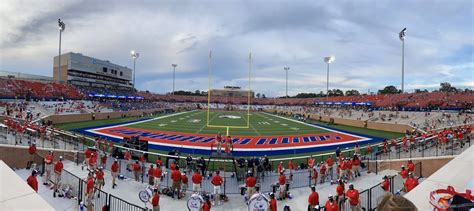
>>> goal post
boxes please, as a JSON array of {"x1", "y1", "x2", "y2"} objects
[{"x1": 206, "y1": 51, "x2": 252, "y2": 135}]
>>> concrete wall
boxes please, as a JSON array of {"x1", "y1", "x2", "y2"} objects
[
  {"x1": 374, "y1": 156, "x2": 454, "y2": 177},
  {"x1": 0, "y1": 144, "x2": 80, "y2": 169},
  {"x1": 44, "y1": 108, "x2": 168, "y2": 124}
]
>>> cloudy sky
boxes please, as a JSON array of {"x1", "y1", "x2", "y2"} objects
[{"x1": 0, "y1": 0, "x2": 472, "y2": 97}]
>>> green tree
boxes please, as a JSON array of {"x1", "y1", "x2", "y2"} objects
[
  {"x1": 345, "y1": 89, "x2": 360, "y2": 96},
  {"x1": 439, "y1": 82, "x2": 457, "y2": 92},
  {"x1": 378, "y1": 85, "x2": 400, "y2": 94}
]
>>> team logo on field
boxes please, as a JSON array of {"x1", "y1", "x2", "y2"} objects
[
  {"x1": 218, "y1": 115, "x2": 242, "y2": 119},
  {"x1": 188, "y1": 119, "x2": 201, "y2": 123}
]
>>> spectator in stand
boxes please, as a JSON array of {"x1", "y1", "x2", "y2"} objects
[
  {"x1": 399, "y1": 165, "x2": 409, "y2": 179},
  {"x1": 171, "y1": 166, "x2": 182, "y2": 199},
  {"x1": 346, "y1": 184, "x2": 360, "y2": 211},
  {"x1": 307, "y1": 186, "x2": 319, "y2": 210},
  {"x1": 43, "y1": 151, "x2": 53, "y2": 185},
  {"x1": 133, "y1": 160, "x2": 141, "y2": 182},
  {"x1": 111, "y1": 159, "x2": 119, "y2": 189},
  {"x1": 192, "y1": 168, "x2": 202, "y2": 192},
  {"x1": 53, "y1": 156, "x2": 63, "y2": 197},
  {"x1": 269, "y1": 192, "x2": 277, "y2": 211},
  {"x1": 148, "y1": 164, "x2": 155, "y2": 186},
  {"x1": 324, "y1": 195, "x2": 338, "y2": 211},
  {"x1": 150, "y1": 188, "x2": 160, "y2": 211},
  {"x1": 404, "y1": 173, "x2": 419, "y2": 193},
  {"x1": 211, "y1": 171, "x2": 224, "y2": 205},
  {"x1": 246, "y1": 171, "x2": 257, "y2": 198},
  {"x1": 335, "y1": 180, "x2": 345, "y2": 209},
  {"x1": 407, "y1": 160, "x2": 415, "y2": 173},
  {"x1": 377, "y1": 194, "x2": 417, "y2": 211},
  {"x1": 381, "y1": 176, "x2": 390, "y2": 193},
  {"x1": 27, "y1": 170, "x2": 39, "y2": 192},
  {"x1": 278, "y1": 170, "x2": 287, "y2": 200}
]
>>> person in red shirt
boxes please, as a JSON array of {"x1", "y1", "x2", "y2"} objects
[
  {"x1": 319, "y1": 162, "x2": 327, "y2": 184},
  {"x1": 212, "y1": 132, "x2": 222, "y2": 154},
  {"x1": 191, "y1": 169, "x2": 202, "y2": 192},
  {"x1": 338, "y1": 158, "x2": 347, "y2": 180},
  {"x1": 202, "y1": 195, "x2": 211, "y2": 211},
  {"x1": 245, "y1": 171, "x2": 257, "y2": 198},
  {"x1": 108, "y1": 140, "x2": 114, "y2": 154},
  {"x1": 402, "y1": 137, "x2": 408, "y2": 152},
  {"x1": 133, "y1": 160, "x2": 141, "y2": 182},
  {"x1": 170, "y1": 161, "x2": 177, "y2": 171},
  {"x1": 150, "y1": 188, "x2": 160, "y2": 211},
  {"x1": 308, "y1": 155, "x2": 315, "y2": 182},
  {"x1": 352, "y1": 155, "x2": 361, "y2": 178},
  {"x1": 181, "y1": 172, "x2": 188, "y2": 193},
  {"x1": 27, "y1": 142, "x2": 36, "y2": 169},
  {"x1": 53, "y1": 156, "x2": 63, "y2": 197},
  {"x1": 211, "y1": 171, "x2": 224, "y2": 205},
  {"x1": 89, "y1": 153, "x2": 97, "y2": 171},
  {"x1": 287, "y1": 159, "x2": 295, "y2": 180},
  {"x1": 224, "y1": 135, "x2": 233, "y2": 154},
  {"x1": 101, "y1": 153, "x2": 107, "y2": 168},
  {"x1": 124, "y1": 150, "x2": 131, "y2": 171},
  {"x1": 407, "y1": 160, "x2": 415, "y2": 172},
  {"x1": 345, "y1": 158, "x2": 353, "y2": 181},
  {"x1": 404, "y1": 173, "x2": 419, "y2": 192},
  {"x1": 311, "y1": 166, "x2": 318, "y2": 186},
  {"x1": 148, "y1": 164, "x2": 155, "y2": 186},
  {"x1": 381, "y1": 175, "x2": 390, "y2": 192},
  {"x1": 324, "y1": 195, "x2": 339, "y2": 211},
  {"x1": 44, "y1": 151, "x2": 53, "y2": 185},
  {"x1": 139, "y1": 153, "x2": 146, "y2": 167},
  {"x1": 111, "y1": 159, "x2": 119, "y2": 189},
  {"x1": 336, "y1": 180, "x2": 345, "y2": 209},
  {"x1": 84, "y1": 148, "x2": 92, "y2": 168},
  {"x1": 95, "y1": 166, "x2": 105, "y2": 191},
  {"x1": 308, "y1": 186, "x2": 319, "y2": 209},
  {"x1": 346, "y1": 184, "x2": 360, "y2": 210},
  {"x1": 326, "y1": 156, "x2": 334, "y2": 180},
  {"x1": 171, "y1": 166, "x2": 182, "y2": 199},
  {"x1": 153, "y1": 164, "x2": 163, "y2": 190},
  {"x1": 27, "y1": 170, "x2": 38, "y2": 192},
  {"x1": 278, "y1": 171, "x2": 286, "y2": 200},
  {"x1": 155, "y1": 157, "x2": 163, "y2": 167},
  {"x1": 399, "y1": 165, "x2": 409, "y2": 179},
  {"x1": 268, "y1": 192, "x2": 277, "y2": 211},
  {"x1": 277, "y1": 161, "x2": 283, "y2": 174},
  {"x1": 366, "y1": 144, "x2": 372, "y2": 156},
  {"x1": 86, "y1": 172, "x2": 94, "y2": 207}
]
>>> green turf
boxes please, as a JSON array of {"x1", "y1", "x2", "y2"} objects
[
  {"x1": 127, "y1": 110, "x2": 329, "y2": 136},
  {"x1": 54, "y1": 114, "x2": 163, "y2": 131}
]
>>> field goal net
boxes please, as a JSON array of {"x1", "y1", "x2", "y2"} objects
[{"x1": 206, "y1": 51, "x2": 252, "y2": 136}]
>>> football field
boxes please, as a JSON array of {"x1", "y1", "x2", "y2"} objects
[{"x1": 128, "y1": 110, "x2": 327, "y2": 136}]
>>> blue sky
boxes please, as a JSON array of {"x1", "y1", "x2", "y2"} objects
[{"x1": 0, "y1": 0, "x2": 472, "y2": 97}]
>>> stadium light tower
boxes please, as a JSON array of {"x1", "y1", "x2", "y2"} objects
[
  {"x1": 324, "y1": 56, "x2": 335, "y2": 102},
  {"x1": 172, "y1": 64, "x2": 177, "y2": 95},
  {"x1": 284, "y1": 67, "x2": 290, "y2": 98},
  {"x1": 131, "y1": 50, "x2": 139, "y2": 89},
  {"x1": 399, "y1": 27, "x2": 407, "y2": 93},
  {"x1": 57, "y1": 19, "x2": 65, "y2": 83}
]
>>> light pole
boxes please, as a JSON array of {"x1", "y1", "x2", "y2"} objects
[
  {"x1": 399, "y1": 27, "x2": 407, "y2": 93},
  {"x1": 284, "y1": 67, "x2": 290, "y2": 98},
  {"x1": 324, "y1": 56, "x2": 335, "y2": 102},
  {"x1": 131, "y1": 50, "x2": 139, "y2": 89},
  {"x1": 57, "y1": 19, "x2": 65, "y2": 83},
  {"x1": 172, "y1": 64, "x2": 177, "y2": 95}
]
